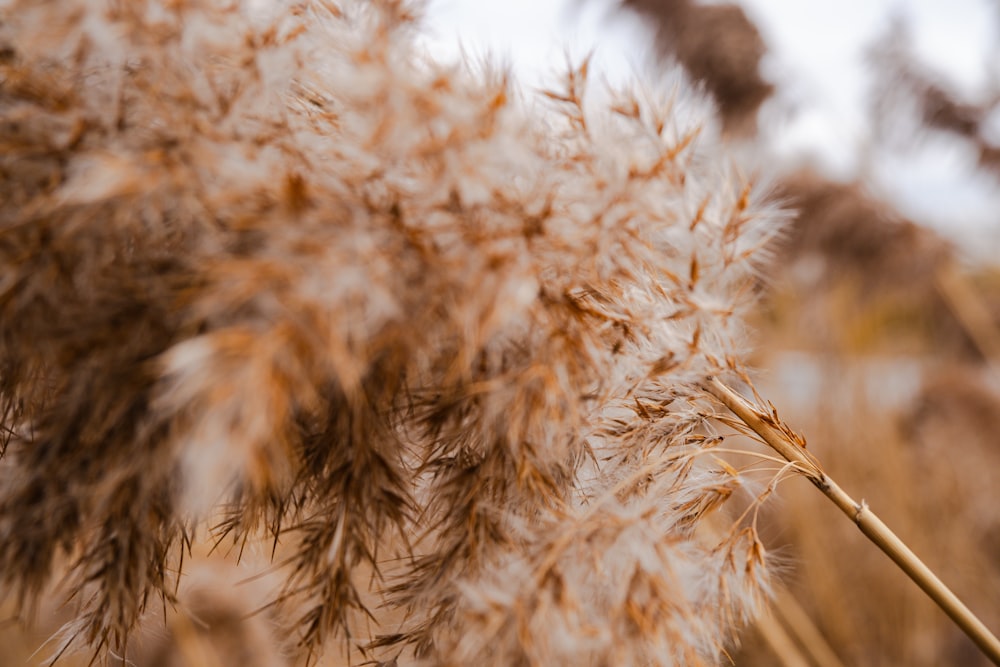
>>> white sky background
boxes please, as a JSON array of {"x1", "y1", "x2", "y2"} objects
[{"x1": 419, "y1": 0, "x2": 1000, "y2": 258}]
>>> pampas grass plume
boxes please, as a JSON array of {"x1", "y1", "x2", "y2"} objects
[{"x1": 0, "y1": 1, "x2": 784, "y2": 663}]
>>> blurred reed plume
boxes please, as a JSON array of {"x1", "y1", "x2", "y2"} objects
[
  {"x1": 869, "y1": 18, "x2": 1000, "y2": 178},
  {"x1": 0, "y1": 0, "x2": 786, "y2": 664},
  {"x1": 617, "y1": 0, "x2": 773, "y2": 136}
]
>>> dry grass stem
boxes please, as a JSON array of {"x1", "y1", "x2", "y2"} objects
[
  {"x1": 706, "y1": 378, "x2": 1000, "y2": 666},
  {"x1": 935, "y1": 266, "x2": 1000, "y2": 363},
  {"x1": 753, "y1": 610, "x2": 810, "y2": 667},
  {"x1": 770, "y1": 588, "x2": 845, "y2": 667}
]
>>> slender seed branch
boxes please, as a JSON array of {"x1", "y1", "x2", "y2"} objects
[{"x1": 706, "y1": 377, "x2": 1000, "y2": 666}]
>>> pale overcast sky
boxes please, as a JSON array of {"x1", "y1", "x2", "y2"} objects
[{"x1": 419, "y1": 0, "x2": 1000, "y2": 255}]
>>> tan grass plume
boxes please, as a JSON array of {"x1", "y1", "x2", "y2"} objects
[{"x1": 0, "y1": 1, "x2": 785, "y2": 664}]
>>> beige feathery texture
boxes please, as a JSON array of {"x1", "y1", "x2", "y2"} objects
[{"x1": 0, "y1": 1, "x2": 785, "y2": 664}]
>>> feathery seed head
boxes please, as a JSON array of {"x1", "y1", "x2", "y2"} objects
[{"x1": 0, "y1": 0, "x2": 784, "y2": 663}]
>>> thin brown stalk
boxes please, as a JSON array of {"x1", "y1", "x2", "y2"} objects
[
  {"x1": 772, "y1": 587, "x2": 845, "y2": 667},
  {"x1": 935, "y1": 264, "x2": 1000, "y2": 362},
  {"x1": 706, "y1": 377, "x2": 1000, "y2": 666},
  {"x1": 754, "y1": 609, "x2": 810, "y2": 667}
]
